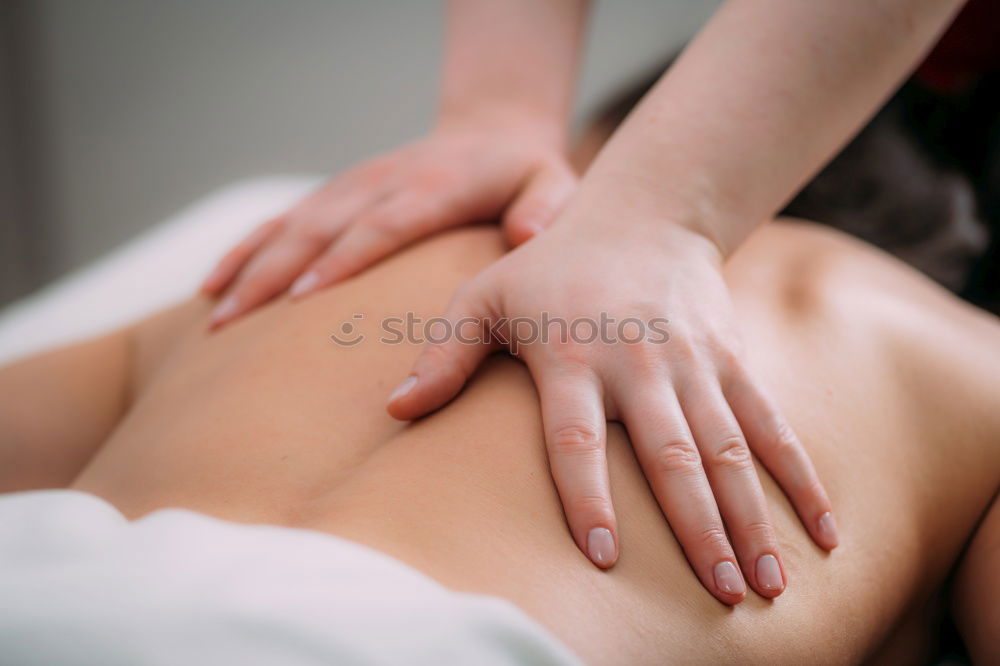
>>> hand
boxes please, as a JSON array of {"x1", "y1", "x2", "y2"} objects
[
  {"x1": 202, "y1": 121, "x2": 577, "y2": 328},
  {"x1": 386, "y1": 194, "x2": 838, "y2": 604}
]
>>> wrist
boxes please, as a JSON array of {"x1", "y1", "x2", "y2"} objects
[
  {"x1": 572, "y1": 168, "x2": 747, "y2": 259},
  {"x1": 435, "y1": 101, "x2": 567, "y2": 149},
  {"x1": 564, "y1": 173, "x2": 728, "y2": 264}
]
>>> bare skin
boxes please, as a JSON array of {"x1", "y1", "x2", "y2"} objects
[
  {"x1": 202, "y1": 1, "x2": 965, "y2": 594},
  {"x1": 1, "y1": 221, "x2": 998, "y2": 663}
]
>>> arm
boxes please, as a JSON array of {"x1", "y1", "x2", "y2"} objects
[
  {"x1": 437, "y1": 0, "x2": 586, "y2": 143},
  {"x1": 391, "y1": 0, "x2": 964, "y2": 603},
  {"x1": 0, "y1": 332, "x2": 131, "y2": 492},
  {"x1": 585, "y1": 0, "x2": 965, "y2": 255},
  {"x1": 203, "y1": 0, "x2": 589, "y2": 327}
]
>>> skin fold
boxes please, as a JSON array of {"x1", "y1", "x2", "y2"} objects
[{"x1": 2, "y1": 220, "x2": 997, "y2": 663}]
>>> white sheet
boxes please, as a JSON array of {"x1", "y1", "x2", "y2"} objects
[
  {"x1": 0, "y1": 490, "x2": 579, "y2": 665},
  {"x1": 0, "y1": 176, "x2": 322, "y2": 365}
]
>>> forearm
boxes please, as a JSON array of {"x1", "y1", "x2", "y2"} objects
[
  {"x1": 437, "y1": 0, "x2": 589, "y2": 145},
  {"x1": 584, "y1": 0, "x2": 964, "y2": 255},
  {"x1": 0, "y1": 333, "x2": 131, "y2": 492}
]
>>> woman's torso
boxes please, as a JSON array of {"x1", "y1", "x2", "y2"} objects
[{"x1": 72, "y1": 223, "x2": 1000, "y2": 663}]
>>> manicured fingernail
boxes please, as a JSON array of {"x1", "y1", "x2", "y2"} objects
[
  {"x1": 388, "y1": 375, "x2": 418, "y2": 403},
  {"x1": 210, "y1": 295, "x2": 239, "y2": 323},
  {"x1": 713, "y1": 561, "x2": 745, "y2": 596},
  {"x1": 756, "y1": 554, "x2": 784, "y2": 592},
  {"x1": 817, "y1": 511, "x2": 839, "y2": 549},
  {"x1": 290, "y1": 271, "x2": 320, "y2": 298},
  {"x1": 587, "y1": 527, "x2": 616, "y2": 568}
]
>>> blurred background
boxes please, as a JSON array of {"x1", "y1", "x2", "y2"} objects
[{"x1": 0, "y1": 0, "x2": 721, "y2": 306}]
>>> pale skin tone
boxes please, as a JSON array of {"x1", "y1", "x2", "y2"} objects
[
  {"x1": 2, "y1": 221, "x2": 999, "y2": 662},
  {"x1": 201, "y1": 0, "x2": 585, "y2": 317},
  {"x1": 200, "y1": 0, "x2": 966, "y2": 602}
]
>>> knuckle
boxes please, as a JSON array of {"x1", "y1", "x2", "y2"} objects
[
  {"x1": 621, "y1": 342, "x2": 665, "y2": 377},
  {"x1": 801, "y1": 477, "x2": 827, "y2": 503},
  {"x1": 549, "y1": 421, "x2": 603, "y2": 458},
  {"x1": 420, "y1": 338, "x2": 452, "y2": 360},
  {"x1": 364, "y1": 211, "x2": 403, "y2": 234},
  {"x1": 708, "y1": 435, "x2": 753, "y2": 469},
  {"x1": 295, "y1": 223, "x2": 334, "y2": 248},
  {"x1": 420, "y1": 344, "x2": 468, "y2": 390},
  {"x1": 695, "y1": 526, "x2": 731, "y2": 553},
  {"x1": 552, "y1": 345, "x2": 592, "y2": 370},
  {"x1": 419, "y1": 338, "x2": 457, "y2": 367},
  {"x1": 709, "y1": 341, "x2": 742, "y2": 369},
  {"x1": 651, "y1": 439, "x2": 702, "y2": 475},
  {"x1": 236, "y1": 274, "x2": 280, "y2": 303},
  {"x1": 411, "y1": 166, "x2": 459, "y2": 195},
  {"x1": 567, "y1": 493, "x2": 613, "y2": 519},
  {"x1": 771, "y1": 419, "x2": 800, "y2": 453},
  {"x1": 240, "y1": 262, "x2": 276, "y2": 287},
  {"x1": 665, "y1": 336, "x2": 698, "y2": 363},
  {"x1": 421, "y1": 328, "x2": 479, "y2": 374},
  {"x1": 740, "y1": 520, "x2": 776, "y2": 543},
  {"x1": 411, "y1": 200, "x2": 445, "y2": 229}
]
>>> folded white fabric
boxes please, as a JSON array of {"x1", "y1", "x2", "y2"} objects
[
  {"x1": 0, "y1": 490, "x2": 580, "y2": 666},
  {"x1": 0, "y1": 177, "x2": 322, "y2": 365}
]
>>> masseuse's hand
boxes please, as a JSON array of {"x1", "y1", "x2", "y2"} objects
[
  {"x1": 202, "y1": 121, "x2": 576, "y2": 328},
  {"x1": 386, "y1": 190, "x2": 838, "y2": 604}
]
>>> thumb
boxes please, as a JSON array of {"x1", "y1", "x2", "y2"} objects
[
  {"x1": 387, "y1": 280, "x2": 500, "y2": 421},
  {"x1": 502, "y1": 159, "x2": 578, "y2": 247}
]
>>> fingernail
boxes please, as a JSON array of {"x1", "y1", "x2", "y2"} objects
[
  {"x1": 817, "y1": 511, "x2": 839, "y2": 549},
  {"x1": 713, "y1": 561, "x2": 745, "y2": 596},
  {"x1": 755, "y1": 554, "x2": 784, "y2": 592},
  {"x1": 290, "y1": 271, "x2": 320, "y2": 298},
  {"x1": 388, "y1": 375, "x2": 418, "y2": 403},
  {"x1": 210, "y1": 295, "x2": 239, "y2": 324},
  {"x1": 587, "y1": 527, "x2": 616, "y2": 568}
]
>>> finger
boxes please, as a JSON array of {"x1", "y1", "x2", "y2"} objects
[
  {"x1": 620, "y1": 386, "x2": 746, "y2": 604},
  {"x1": 211, "y1": 158, "x2": 395, "y2": 301},
  {"x1": 533, "y1": 363, "x2": 618, "y2": 569},
  {"x1": 682, "y1": 379, "x2": 785, "y2": 599},
  {"x1": 209, "y1": 184, "x2": 392, "y2": 327},
  {"x1": 208, "y1": 232, "x2": 328, "y2": 329},
  {"x1": 502, "y1": 160, "x2": 577, "y2": 246},
  {"x1": 386, "y1": 281, "x2": 498, "y2": 421},
  {"x1": 724, "y1": 366, "x2": 838, "y2": 551},
  {"x1": 290, "y1": 193, "x2": 455, "y2": 297},
  {"x1": 200, "y1": 217, "x2": 285, "y2": 295}
]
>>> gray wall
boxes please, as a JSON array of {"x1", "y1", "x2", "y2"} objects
[{"x1": 1, "y1": 1, "x2": 720, "y2": 304}]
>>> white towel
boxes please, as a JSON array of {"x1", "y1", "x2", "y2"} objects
[{"x1": 0, "y1": 489, "x2": 579, "y2": 666}]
